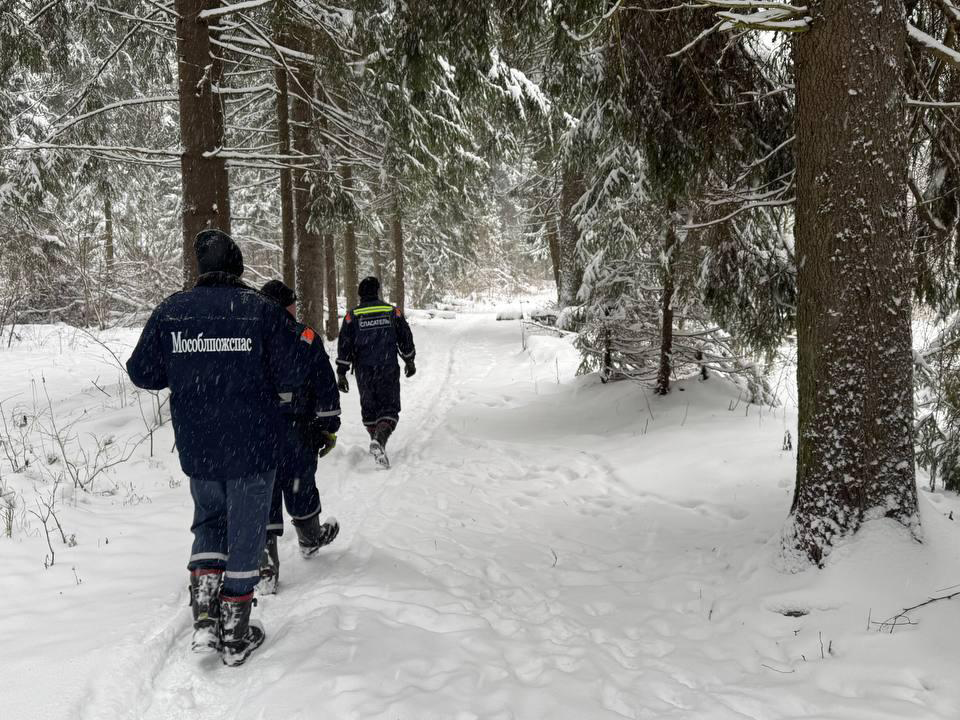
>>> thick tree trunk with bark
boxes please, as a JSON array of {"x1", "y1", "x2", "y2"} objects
[
  {"x1": 558, "y1": 168, "x2": 584, "y2": 308},
  {"x1": 790, "y1": 0, "x2": 919, "y2": 565},
  {"x1": 290, "y1": 54, "x2": 323, "y2": 331},
  {"x1": 324, "y1": 233, "x2": 338, "y2": 339},
  {"x1": 175, "y1": 0, "x2": 231, "y2": 289},
  {"x1": 391, "y1": 197, "x2": 405, "y2": 312},
  {"x1": 655, "y1": 208, "x2": 677, "y2": 396},
  {"x1": 342, "y1": 164, "x2": 359, "y2": 309},
  {"x1": 275, "y1": 45, "x2": 296, "y2": 287}
]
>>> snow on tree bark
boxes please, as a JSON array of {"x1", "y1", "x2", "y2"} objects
[
  {"x1": 789, "y1": 0, "x2": 919, "y2": 565},
  {"x1": 175, "y1": 0, "x2": 231, "y2": 289}
]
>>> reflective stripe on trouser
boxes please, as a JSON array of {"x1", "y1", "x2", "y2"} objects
[
  {"x1": 187, "y1": 470, "x2": 275, "y2": 596},
  {"x1": 356, "y1": 364, "x2": 401, "y2": 427},
  {"x1": 268, "y1": 426, "x2": 322, "y2": 537}
]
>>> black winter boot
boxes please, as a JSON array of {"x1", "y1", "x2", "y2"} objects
[
  {"x1": 373, "y1": 420, "x2": 395, "y2": 449},
  {"x1": 294, "y1": 515, "x2": 340, "y2": 558},
  {"x1": 220, "y1": 594, "x2": 265, "y2": 667},
  {"x1": 189, "y1": 570, "x2": 223, "y2": 654},
  {"x1": 259, "y1": 534, "x2": 280, "y2": 595}
]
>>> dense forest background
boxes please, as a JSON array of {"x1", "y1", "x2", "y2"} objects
[{"x1": 3, "y1": 0, "x2": 960, "y2": 564}]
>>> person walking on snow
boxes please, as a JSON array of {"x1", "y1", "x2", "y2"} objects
[
  {"x1": 126, "y1": 230, "x2": 316, "y2": 667},
  {"x1": 336, "y1": 276, "x2": 416, "y2": 468},
  {"x1": 258, "y1": 280, "x2": 341, "y2": 594}
]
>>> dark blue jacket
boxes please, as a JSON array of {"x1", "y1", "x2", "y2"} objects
[
  {"x1": 279, "y1": 322, "x2": 342, "y2": 468},
  {"x1": 336, "y1": 297, "x2": 415, "y2": 372},
  {"x1": 281, "y1": 323, "x2": 341, "y2": 426},
  {"x1": 126, "y1": 272, "x2": 318, "y2": 479}
]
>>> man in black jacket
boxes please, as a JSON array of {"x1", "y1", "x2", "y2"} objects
[
  {"x1": 336, "y1": 276, "x2": 416, "y2": 468},
  {"x1": 126, "y1": 230, "x2": 315, "y2": 666},
  {"x1": 258, "y1": 280, "x2": 341, "y2": 594}
]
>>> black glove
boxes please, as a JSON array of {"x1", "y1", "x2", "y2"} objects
[
  {"x1": 404, "y1": 359, "x2": 416, "y2": 378},
  {"x1": 317, "y1": 431, "x2": 337, "y2": 458},
  {"x1": 337, "y1": 372, "x2": 349, "y2": 393},
  {"x1": 298, "y1": 416, "x2": 340, "y2": 450}
]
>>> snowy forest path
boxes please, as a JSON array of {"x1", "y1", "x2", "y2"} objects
[{"x1": 55, "y1": 314, "x2": 960, "y2": 720}]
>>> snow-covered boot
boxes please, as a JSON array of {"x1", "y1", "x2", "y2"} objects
[
  {"x1": 258, "y1": 534, "x2": 280, "y2": 595},
  {"x1": 220, "y1": 594, "x2": 265, "y2": 667},
  {"x1": 373, "y1": 420, "x2": 394, "y2": 449},
  {"x1": 369, "y1": 440, "x2": 390, "y2": 469},
  {"x1": 189, "y1": 570, "x2": 223, "y2": 654},
  {"x1": 294, "y1": 515, "x2": 340, "y2": 558}
]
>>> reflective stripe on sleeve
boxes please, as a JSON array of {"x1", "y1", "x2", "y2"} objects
[
  {"x1": 315, "y1": 409, "x2": 341, "y2": 418},
  {"x1": 190, "y1": 552, "x2": 229, "y2": 562}
]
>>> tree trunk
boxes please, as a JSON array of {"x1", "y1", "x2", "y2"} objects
[
  {"x1": 655, "y1": 206, "x2": 677, "y2": 396},
  {"x1": 324, "y1": 232, "x2": 338, "y2": 339},
  {"x1": 290, "y1": 54, "x2": 323, "y2": 330},
  {"x1": 372, "y1": 230, "x2": 384, "y2": 280},
  {"x1": 391, "y1": 196, "x2": 405, "y2": 312},
  {"x1": 342, "y1": 163, "x2": 359, "y2": 309},
  {"x1": 558, "y1": 168, "x2": 584, "y2": 308},
  {"x1": 275, "y1": 39, "x2": 296, "y2": 287},
  {"x1": 175, "y1": 0, "x2": 231, "y2": 289},
  {"x1": 790, "y1": 0, "x2": 918, "y2": 565},
  {"x1": 103, "y1": 195, "x2": 114, "y2": 274},
  {"x1": 546, "y1": 216, "x2": 561, "y2": 304}
]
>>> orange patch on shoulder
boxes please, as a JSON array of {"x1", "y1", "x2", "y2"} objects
[{"x1": 300, "y1": 327, "x2": 316, "y2": 344}]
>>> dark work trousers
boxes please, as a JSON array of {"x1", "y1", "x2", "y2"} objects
[
  {"x1": 356, "y1": 364, "x2": 401, "y2": 429},
  {"x1": 267, "y1": 425, "x2": 322, "y2": 537},
  {"x1": 187, "y1": 470, "x2": 275, "y2": 596}
]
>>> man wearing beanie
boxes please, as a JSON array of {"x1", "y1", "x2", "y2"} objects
[
  {"x1": 258, "y1": 279, "x2": 341, "y2": 593},
  {"x1": 126, "y1": 229, "x2": 315, "y2": 666},
  {"x1": 335, "y1": 276, "x2": 416, "y2": 468}
]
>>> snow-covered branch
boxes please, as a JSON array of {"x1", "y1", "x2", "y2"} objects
[
  {"x1": 702, "y1": 1, "x2": 810, "y2": 32},
  {"x1": 908, "y1": 23, "x2": 960, "y2": 66},
  {"x1": 199, "y1": 0, "x2": 271, "y2": 19},
  {"x1": 49, "y1": 95, "x2": 178, "y2": 139}
]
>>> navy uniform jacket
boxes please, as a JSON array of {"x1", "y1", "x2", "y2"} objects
[
  {"x1": 336, "y1": 297, "x2": 415, "y2": 372},
  {"x1": 126, "y1": 272, "x2": 318, "y2": 479},
  {"x1": 281, "y1": 323, "x2": 341, "y2": 425}
]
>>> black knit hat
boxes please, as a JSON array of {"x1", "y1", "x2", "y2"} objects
[
  {"x1": 358, "y1": 276, "x2": 380, "y2": 300},
  {"x1": 194, "y1": 229, "x2": 244, "y2": 277},
  {"x1": 261, "y1": 279, "x2": 297, "y2": 308}
]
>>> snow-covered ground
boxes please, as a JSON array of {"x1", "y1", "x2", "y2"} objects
[{"x1": 2, "y1": 315, "x2": 960, "y2": 719}]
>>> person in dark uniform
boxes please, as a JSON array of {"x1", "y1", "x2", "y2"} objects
[
  {"x1": 336, "y1": 276, "x2": 416, "y2": 468},
  {"x1": 258, "y1": 280, "x2": 341, "y2": 594},
  {"x1": 126, "y1": 230, "x2": 315, "y2": 667}
]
